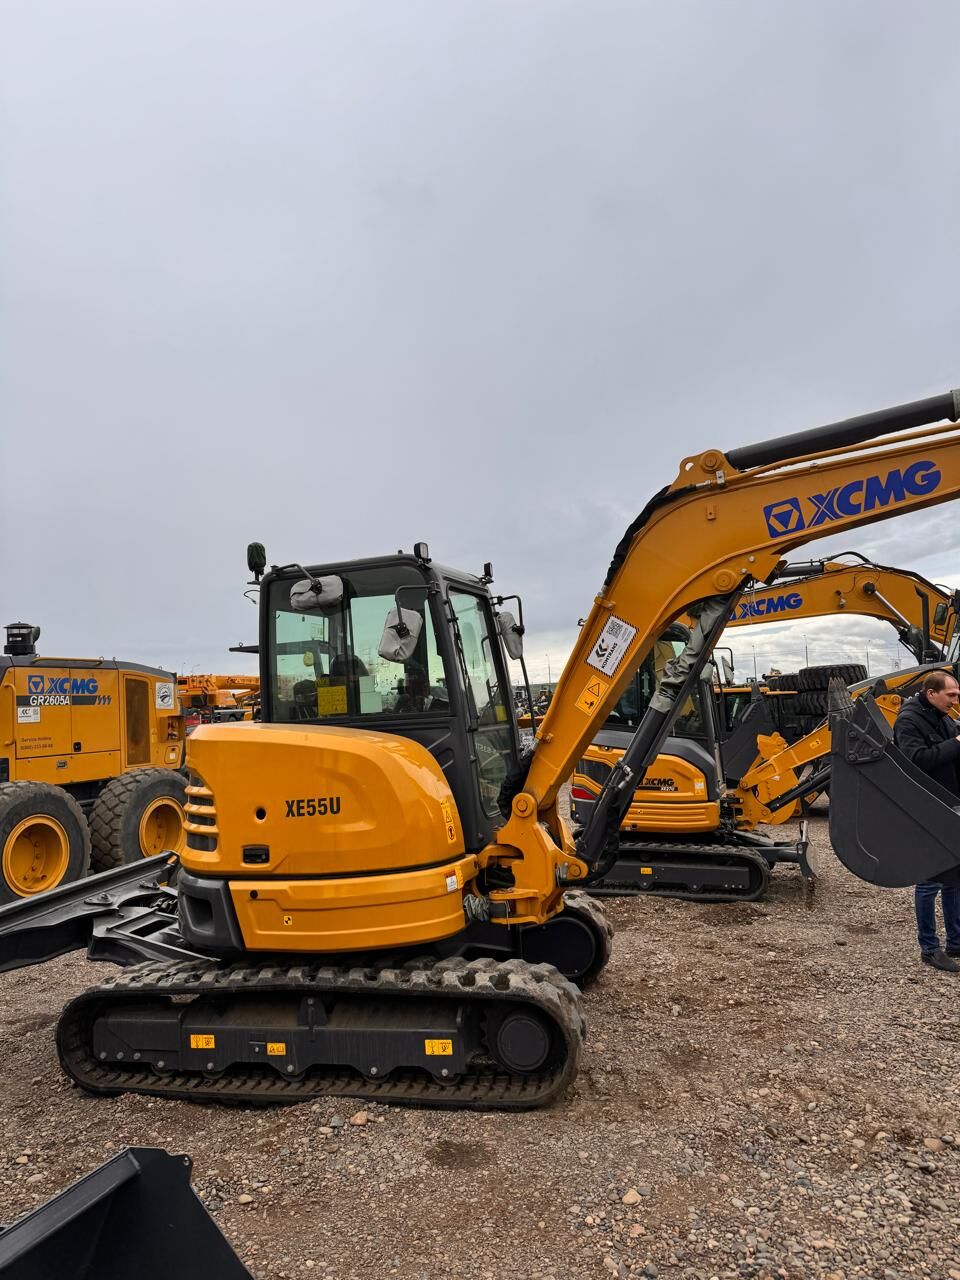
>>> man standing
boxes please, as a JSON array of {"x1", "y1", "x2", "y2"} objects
[{"x1": 894, "y1": 670, "x2": 960, "y2": 972}]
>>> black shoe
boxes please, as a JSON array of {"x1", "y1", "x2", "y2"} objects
[
  {"x1": 922, "y1": 949, "x2": 960, "y2": 972},
  {"x1": 946, "y1": 946, "x2": 960, "y2": 958}
]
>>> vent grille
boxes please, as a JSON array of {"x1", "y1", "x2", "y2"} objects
[{"x1": 184, "y1": 770, "x2": 219, "y2": 853}]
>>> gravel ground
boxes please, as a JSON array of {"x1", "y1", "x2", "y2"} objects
[{"x1": 3, "y1": 811, "x2": 960, "y2": 1280}]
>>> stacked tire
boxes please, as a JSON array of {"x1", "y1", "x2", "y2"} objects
[{"x1": 765, "y1": 664, "x2": 868, "y2": 739}]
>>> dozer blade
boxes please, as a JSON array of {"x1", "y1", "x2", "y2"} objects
[
  {"x1": 828, "y1": 684, "x2": 960, "y2": 888},
  {"x1": 0, "y1": 855, "x2": 202, "y2": 975},
  {"x1": 0, "y1": 1147, "x2": 251, "y2": 1279}
]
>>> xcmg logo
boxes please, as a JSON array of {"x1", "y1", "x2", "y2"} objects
[
  {"x1": 763, "y1": 460, "x2": 942, "y2": 539},
  {"x1": 27, "y1": 675, "x2": 100, "y2": 696},
  {"x1": 736, "y1": 592, "x2": 803, "y2": 620}
]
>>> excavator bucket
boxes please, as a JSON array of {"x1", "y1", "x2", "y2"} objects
[
  {"x1": 828, "y1": 683, "x2": 960, "y2": 888},
  {"x1": 0, "y1": 1148, "x2": 251, "y2": 1280}
]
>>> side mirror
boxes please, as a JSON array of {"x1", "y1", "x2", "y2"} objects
[
  {"x1": 379, "y1": 608, "x2": 424, "y2": 662},
  {"x1": 934, "y1": 602, "x2": 949, "y2": 628},
  {"x1": 498, "y1": 611, "x2": 524, "y2": 661},
  {"x1": 720, "y1": 655, "x2": 735, "y2": 684},
  {"x1": 290, "y1": 576, "x2": 344, "y2": 611},
  {"x1": 247, "y1": 542, "x2": 267, "y2": 583}
]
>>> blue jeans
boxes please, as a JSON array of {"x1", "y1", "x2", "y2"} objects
[{"x1": 915, "y1": 881, "x2": 960, "y2": 954}]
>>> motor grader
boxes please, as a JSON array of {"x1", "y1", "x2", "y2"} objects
[
  {"x1": 0, "y1": 623, "x2": 187, "y2": 900},
  {"x1": 2, "y1": 388, "x2": 960, "y2": 1112},
  {"x1": 570, "y1": 555, "x2": 960, "y2": 899}
]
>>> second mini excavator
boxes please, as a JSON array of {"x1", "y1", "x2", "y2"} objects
[
  {"x1": 2, "y1": 388, "x2": 960, "y2": 1110},
  {"x1": 570, "y1": 555, "x2": 960, "y2": 899}
]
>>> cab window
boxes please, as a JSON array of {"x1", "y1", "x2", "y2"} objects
[
  {"x1": 268, "y1": 567, "x2": 447, "y2": 722},
  {"x1": 607, "y1": 637, "x2": 705, "y2": 741},
  {"x1": 449, "y1": 590, "x2": 513, "y2": 814}
]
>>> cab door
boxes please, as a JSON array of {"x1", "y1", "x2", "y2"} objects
[
  {"x1": 69, "y1": 670, "x2": 120, "y2": 761},
  {"x1": 447, "y1": 589, "x2": 517, "y2": 820}
]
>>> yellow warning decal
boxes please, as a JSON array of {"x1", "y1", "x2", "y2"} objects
[
  {"x1": 441, "y1": 800, "x2": 457, "y2": 844},
  {"x1": 316, "y1": 683, "x2": 348, "y2": 716},
  {"x1": 190, "y1": 1034, "x2": 216, "y2": 1049},
  {"x1": 424, "y1": 1039, "x2": 453, "y2": 1056},
  {"x1": 576, "y1": 676, "x2": 609, "y2": 715},
  {"x1": 640, "y1": 867, "x2": 653, "y2": 876},
  {"x1": 267, "y1": 1042, "x2": 286, "y2": 1056}
]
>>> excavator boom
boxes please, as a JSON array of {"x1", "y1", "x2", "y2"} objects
[
  {"x1": 498, "y1": 389, "x2": 960, "y2": 897},
  {"x1": 727, "y1": 554, "x2": 957, "y2": 661}
]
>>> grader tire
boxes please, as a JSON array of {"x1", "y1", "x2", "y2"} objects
[
  {"x1": 0, "y1": 781, "x2": 91, "y2": 902},
  {"x1": 89, "y1": 768, "x2": 188, "y2": 873}
]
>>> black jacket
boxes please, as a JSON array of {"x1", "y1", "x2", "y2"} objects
[{"x1": 894, "y1": 692, "x2": 960, "y2": 798}]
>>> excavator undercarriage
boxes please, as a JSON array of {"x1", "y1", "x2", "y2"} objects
[{"x1": 0, "y1": 855, "x2": 610, "y2": 1110}]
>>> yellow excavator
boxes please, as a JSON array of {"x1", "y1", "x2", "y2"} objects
[
  {"x1": 570, "y1": 556, "x2": 960, "y2": 898},
  {"x1": 728, "y1": 553, "x2": 956, "y2": 657},
  {"x1": 3, "y1": 388, "x2": 960, "y2": 1111},
  {"x1": 722, "y1": 553, "x2": 957, "y2": 736}
]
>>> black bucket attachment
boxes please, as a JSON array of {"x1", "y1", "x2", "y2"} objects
[
  {"x1": 0, "y1": 1148, "x2": 251, "y2": 1279},
  {"x1": 828, "y1": 683, "x2": 960, "y2": 888}
]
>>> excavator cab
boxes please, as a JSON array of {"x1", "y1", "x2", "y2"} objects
[{"x1": 261, "y1": 553, "x2": 521, "y2": 855}]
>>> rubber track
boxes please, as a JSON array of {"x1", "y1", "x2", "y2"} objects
[
  {"x1": 560, "y1": 891, "x2": 615, "y2": 980},
  {"x1": 57, "y1": 955, "x2": 586, "y2": 1111},
  {"x1": 586, "y1": 843, "x2": 771, "y2": 903}
]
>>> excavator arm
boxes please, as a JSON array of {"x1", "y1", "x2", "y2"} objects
[
  {"x1": 726, "y1": 554, "x2": 958, "y2": 661},
  {"x1": 734, "y1": 663, "x2": 952, "y2": 826},
  {"x1": 490, "y1": 389, "x2": 960, "y2": 919}
]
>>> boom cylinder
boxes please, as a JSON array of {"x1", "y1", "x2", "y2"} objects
[{"x1": 726, "y1": 390, "x2": 960, "y2": 471}]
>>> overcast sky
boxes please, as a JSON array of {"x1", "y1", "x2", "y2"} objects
[{"x1": 3, "y1": 1, "x2": 960, "y2": 684}]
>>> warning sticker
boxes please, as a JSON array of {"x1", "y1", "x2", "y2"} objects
[
  {"x1": 267, "y1": 1042, "x2": 286, "y2": 1056},
  {"x1": 17, "y1": 706, "x2": 40, "y2": 724},
  {"x1": 586, "y1": 615, "x2": 638, "y2": 677},
  {"x1": 156, "y1": 681, "x2": 175, "y2": 710},
  {"x1": 190, "y1": 1034, "x2": 216, "y2": 1050},
  {"x1": 445, "y1": 874, "x2": 458, "y2": 893},
  {"x1": 441, "y1": 800, "x2": 457, "y2": 844},
  {"x1": 575, "y1": 676, "x2": 609, "y2": 715},
  {"x1": 424, "y1": 1039, "x2": 454, "y2": 1056},
  {"x1": 316, "y1": 684, "x2": 347, "y2": 716}
]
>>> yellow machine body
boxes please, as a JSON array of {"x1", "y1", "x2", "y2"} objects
[
  {"x1": 575, "y1": 742, "x2": 720, "y2": 833},
  {"x1": 1, "y1": 660, "x2": 184, "y2": 783},
  {"x1": 182, "y1": 722, "x2": 476, "y2": 953}
]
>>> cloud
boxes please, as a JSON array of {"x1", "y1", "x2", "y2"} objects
[{"x1": 3, "y1": 1, "x2": 960, "y2": 683}]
